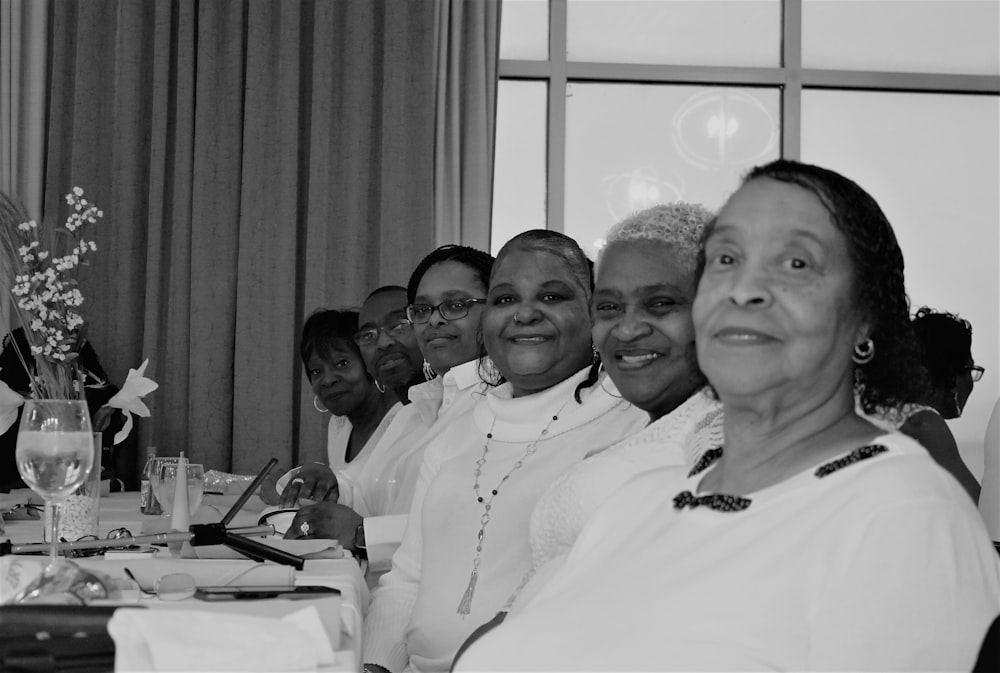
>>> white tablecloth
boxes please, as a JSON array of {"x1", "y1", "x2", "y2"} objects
[{"x1": 2, "y1": 490, "x2": 366, "y2": 672}]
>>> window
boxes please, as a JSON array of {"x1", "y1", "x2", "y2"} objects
[{"x1": 492, "y1": 0, "x2": 1000, "y2": 470}]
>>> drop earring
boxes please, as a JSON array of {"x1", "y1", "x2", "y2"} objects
[{"x1": 423, "y1": 359, "x2": 437, "y2": 381}]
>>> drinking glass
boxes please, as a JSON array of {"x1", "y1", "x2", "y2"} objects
[
  {"x1": 14, "y1": 399, "x2": 94, "y2": 602},
  {"x1": 148, "y1": 456, "x2": 178, "y2": 515},
  {"x1": 155, "y1": 461, "x2": 205, "y2": 517}
]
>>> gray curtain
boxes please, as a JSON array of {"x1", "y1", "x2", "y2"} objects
[
  {"x1": 0, "y1": 0, "x2": 500, "y2": 481},
  {"x1": 0, "y1": 0, "x2": 49, "y2": 336},
  {"x1": 433, "y1": 0, "x2": 501, "y2": 251}
]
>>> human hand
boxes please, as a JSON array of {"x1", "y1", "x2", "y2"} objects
[
  {"x1": 280, "y1": 462, "x2": 339, "y2": 508},
  {"x1": 284, "y1": 502, "x2": 363, "y2": 550}
]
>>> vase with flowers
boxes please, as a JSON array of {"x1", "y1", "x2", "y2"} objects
[{"x1": 0, "y1": 187, "x2": 157, "y2": 603}]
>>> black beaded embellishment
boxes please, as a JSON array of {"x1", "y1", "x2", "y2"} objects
[
  {"x1": 814, "y1": 444, "x2": 888, "y2": 478},
  {"x1": 673, "y1": 490, "x2": 751, "y2": 512},
  {"x1": 676, "y1": 447, "x2": 750, "y2": 512},
  {"x1": 688, "y1": 447, "x2": 723, "y2": 477}
]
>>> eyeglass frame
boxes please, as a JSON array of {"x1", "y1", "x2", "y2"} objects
[
  {"x1": 352, "y1": 319, "x2": 413, "y2": 347},
  {"x1": 65, "y1": 527, "x2": 137, "y2": 558},
  {"x1": 968, "y1": 365, "x2": 985, "y2": 382},
  {"x1": 405, "y1": 298, "x2": 486, "y2": 324}
]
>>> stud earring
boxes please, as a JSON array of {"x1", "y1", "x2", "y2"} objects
[{"x1": 852, "y1": 338, "x2": 875, "y2": 365}]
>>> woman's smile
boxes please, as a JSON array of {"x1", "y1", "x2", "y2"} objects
[{"x1": 614, "y1": 349, "x2": 662, "y2": 369}]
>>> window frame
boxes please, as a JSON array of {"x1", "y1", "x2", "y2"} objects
[{"x1": 497, "y1": 0, "x2": 1000, "y2": 233}]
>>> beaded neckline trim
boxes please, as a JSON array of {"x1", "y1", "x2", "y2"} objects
[
  {"x1": 813, "y1": 444, "x2": 888, "y2": 477},
  {"x1": 675, "y1": 443, "x2": 891, "y2": 512}
]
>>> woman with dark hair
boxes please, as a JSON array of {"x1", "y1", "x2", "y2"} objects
[
  {"x1": 455, "y1": 160, "x2": 999, "y2": 671},
  {"x1": 880, "y1": 307, "x2": 982, "y2": 501},
  {"x1": 911, "y1": 307, "x2": 981, "y2": 418},
  {"x1": 285, "y1": 245, "x2": 497, "y2": 571},
  {"x1": 362, "y1": 230, "x2": 647, "y2": 673},
  {"x1": 261, "y1": 309, "x2": 399, "y2": 504}
]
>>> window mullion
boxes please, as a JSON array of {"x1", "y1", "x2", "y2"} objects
[
  {"x1": 547, "y1": 0, "x2": 568, "y2": 233},
  {"x1": 782, "y1": 0, "x2": 803, "y2": 160}
]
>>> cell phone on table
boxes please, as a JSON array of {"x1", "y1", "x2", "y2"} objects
[{"x1": 193, "y1": 585, "x2": 341, "y2": 601}]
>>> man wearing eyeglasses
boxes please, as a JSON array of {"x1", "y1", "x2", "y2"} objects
[{"x1": 355, "y1": 286, "x2": 425, "y2": 404}]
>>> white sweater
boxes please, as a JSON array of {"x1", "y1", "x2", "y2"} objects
[
  {"x1": 363, "y1": 367, "x2": 648, "y2": 673},
  {"x1": 456, "y1": 432, "x2": 1000, "y2": 672},
  {"x1": 508, "y1": 388, "x2": 724, "y2": 612},
  {"x1": 344, "y1": 359, "x2": 490, "y2": 569},
  {"x1": 325, "y1": 404, "x2": 401, "y2": 481}
]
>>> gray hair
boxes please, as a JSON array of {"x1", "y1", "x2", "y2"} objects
[{"x1": 597, "y1": 202, "x2": 713, "y2": 278}]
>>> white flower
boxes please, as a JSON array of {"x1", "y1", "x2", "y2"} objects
[{"x1": 105, "y1": 359, "x2": 159, "y2": 445}]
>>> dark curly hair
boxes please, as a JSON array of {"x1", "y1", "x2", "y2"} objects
[
  {"x1": 492, "y1": 230, "x2": 598, "y2": 402},
  {"x1": 911, "y1": 307, "x2": 973, "y2": 389},
  {"x1": 299, "y1": 309, "x2": 362, "y2": 381},
  {"x1": 697, "y1": 159, "x2": 927, "y2": 413},
  {"x1": 406, "y1": 244, "x2": 495, "y2": 305}
]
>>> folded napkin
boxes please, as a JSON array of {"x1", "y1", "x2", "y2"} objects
[
  {"x1": 108, "y1": 604, "x2": 335, "y2": 671},
  {"x1": 77, "y1": 558, "x2": 295, "y2": 593}
]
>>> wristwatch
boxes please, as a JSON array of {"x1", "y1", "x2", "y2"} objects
[{"x1": 353, "y1": 522, "x2": 367, "y2": 560}]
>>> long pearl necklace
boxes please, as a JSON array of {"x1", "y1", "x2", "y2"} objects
[{"x1": 457, "y1": 405, "x2": 567, "y2": 616}]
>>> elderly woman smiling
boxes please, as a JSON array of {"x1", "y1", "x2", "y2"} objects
[
  {"x1": 454, "y1": 160, "x2": 1000, "y2": 671},
  {"x1": 362, "y1": 230, "x2": 647, "y2": 673}
]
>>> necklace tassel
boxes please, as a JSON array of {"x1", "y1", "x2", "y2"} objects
[{"x1": 457, "y1": 567, "x2": 478, "y2": 616}]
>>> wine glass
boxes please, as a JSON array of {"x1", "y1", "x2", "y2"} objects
[
  {"x1": 155, "y1": 461, "x2": 205, "y2": 517},
  {"x1": 14, "y1": 399, "x2": 95, "y2": 603}
]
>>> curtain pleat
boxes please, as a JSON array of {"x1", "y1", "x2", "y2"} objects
[
  {"x1": 2, "y1": 0, "x2": 498, "y2": 480},
  {"x1": 433, "y1": 0, "x2": 500, "y2": 251},
  {"x1": 0, "y1": 0, "x2": 48, "y2": 222}
]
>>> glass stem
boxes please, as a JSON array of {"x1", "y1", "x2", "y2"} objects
[{"x1": 49, "y1": 502, "x2": 60, "y2": 565}]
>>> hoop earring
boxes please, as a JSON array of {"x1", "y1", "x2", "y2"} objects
[
  {"x1": 852, "y1": 338, "x2": 875, "y2": 365},
  {"x1": 374, "y1": 379, "x2": 386, "y2": 393},
  {"x1": 478, "y1": 356, "x2": 503, "y2": 386},
  {"x1": 513, "y1": 312, "x2": 522, "y2": 324},
  {"x1": 423, "y1": 359, "x2": 437, "y2": 381},
  {"x1": 313, "y1": 395, "x2": 329, "y2": 413}
]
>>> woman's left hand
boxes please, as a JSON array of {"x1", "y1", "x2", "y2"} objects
[{"x1": 284, "y1": 502, "x2": 363, "y2": 550}]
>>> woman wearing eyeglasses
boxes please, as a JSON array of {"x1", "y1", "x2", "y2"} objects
[
  {"x1": 887, "y1": 307, "x2": 984, "y2": 502},
  {"x1": 284, "y1": 246, "x2": 496, "y2": 570}
]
